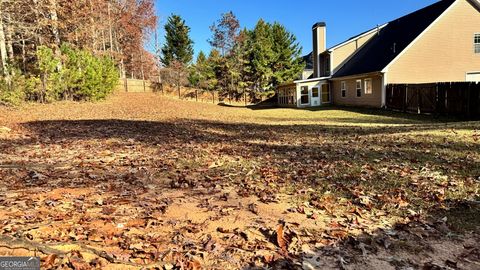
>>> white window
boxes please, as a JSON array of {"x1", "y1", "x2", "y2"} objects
[
  {"x1": 300, "y1": 86, "x2": 309, "y2": 105},
  {"x1": 475, "y1": 34, "x2": 480, "y2": 54},
  {"x1": 364, "y1": 78, "x2": 373, "y2": 94},
  {"x1": 356, "y1": 80, "x2": 362, "y2": 97},
  {"x1": 341, "y1": 81, "x2": 347, "y2": 98},
  {"x1": 321, "y1": 84, "x2": 331, "y2": 103},
  {"x1": 466, "y1": 72, "x2": 480, "y2": 82}
]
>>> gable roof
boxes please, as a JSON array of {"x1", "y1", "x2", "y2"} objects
[
  {"x1": 328, "y1": 24, "x2": 387, "y2": 52},
  {"x1": 301, "y1": 51, "x2": 313, "y2": 70},
  {"x1": 332, "y1": 0, "x2": 456, "y2": 78}
]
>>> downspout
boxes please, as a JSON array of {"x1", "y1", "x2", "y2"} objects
[{"x1": 381, "y1": 70, "x2": 388, "y2": 108}]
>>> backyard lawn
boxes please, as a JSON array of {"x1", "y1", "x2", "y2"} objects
[{"x1": 0, "y1": 93, "x2": 479, "y2": 269}]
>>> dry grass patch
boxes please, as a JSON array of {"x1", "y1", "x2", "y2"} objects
[{"x1": 0, "y1": 93, "x2": 479, "y2": 269}]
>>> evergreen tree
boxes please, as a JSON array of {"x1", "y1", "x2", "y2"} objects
[
  {"x1": 249, "y1": 19, "x2": 274, "y2": 93},
  {"x1": 206, "y1": 49, "x2": 222, "y2": 92},
  {"x1": 208, "y1": 12, "x2": 241, "y2": 101},
  {"x1": 271, "y1": 22, "x2": 304, "y2": 87},
  {"x1": 160, "y1": 14, "x2": 194, "y2": 66},
  {"x1": 195, "y1": 51, "x2": 208, "y2": 90},
  {"x1": 160, "y1": 14, "x2": 194, "y2": 98},
  {"x1": 232, "y1": 29, "x2": 253, "y2": 102}
]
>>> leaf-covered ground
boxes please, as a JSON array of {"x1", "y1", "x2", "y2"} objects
[{"x1": 0, "y1": 93, "x2": 479, "y2": 270}]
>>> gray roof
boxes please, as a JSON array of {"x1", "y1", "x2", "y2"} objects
[{"x1": 333, "y1": 0, "x2": 456, "y2": 78}]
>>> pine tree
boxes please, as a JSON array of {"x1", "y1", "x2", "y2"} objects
[
  {"x1": 249, "y1": 19, "x2": 274, "y2": 93},
  {"x1": 231, "y1": 29, "x2": 252, "y2": 103},
  {"x1": 160, "y1": 14, "x2": 194, "y2": 66},
  {"x1": 160, "y1": 14, "x2": 194, "y2": 98},
  {"x1": 206, "y1": 50, "x2": 222, "y2": 91},
  {"x1": 271, "y1": 22, "x2": 304, "y2": 87},
  {"x1": 195, "y1": 51, "x2": 207, "y2": 90},
  {"x1": 208, "y1": 11, "x2": 240, "y2": 101}
]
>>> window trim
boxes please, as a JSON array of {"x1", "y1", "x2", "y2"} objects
[
  {"x1": 341, "y1": 81, "x2": 347, "y2": 98},
  {"x1": 466, "y1": 71, "x2": 480, "y2": 82},
  {"x1": 356, "y1": 79, "x2": 362, "y2": 98},
  {"x1": 312, "y1": 87, "x2": 319, "y2": 98},
  {"x1": 364, "y1": 78, "x2": 373, "y2": 95},
  {"x1": 300, "y1": 86, "x2": 310, "y2": 105},
  {"x1": 475, "y1": 33, "x2": 480, "y2": 54},
  {"x1": 321, "y1": 84, "x2": 331, "y2": 103}
]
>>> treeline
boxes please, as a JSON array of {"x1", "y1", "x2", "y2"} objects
[
  {"x1": 159, "y1": 12, "x2": 304, "y2": 102},
  {"x1": 0, "y1": 0, "x2": 157, "y2": 105}
]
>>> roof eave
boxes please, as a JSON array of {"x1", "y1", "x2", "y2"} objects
[
  {"x1": 294, "y1": 77, "x2": 331, "y2": 83},
  {"x1": 330, "y1": 71, "x2": 383, "y2": 80},
  {"x1": 328, "y1": 23, "x2": 388, "y2": 52}
]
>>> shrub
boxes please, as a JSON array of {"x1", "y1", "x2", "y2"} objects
[
  {"x1": 36, "y1": 46, "x2": 61, "y2": 103},
  {"x1": 33, "y1": 44, "x2": 119, "y2": 102},
  {"x1": 59, "y1": 45, "x2": 119, "y2": 101},
  {"x1": 0, "y1": 44, "x2": 120, "y2": 105},
  {"x1": 0, "y1": 71, "x2": 40, "y2": 106}
]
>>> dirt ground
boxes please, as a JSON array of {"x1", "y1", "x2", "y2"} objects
[{"x1": 0, "y1": 93, "x2": 479, "y2": 269}]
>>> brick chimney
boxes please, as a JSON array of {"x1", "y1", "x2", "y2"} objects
[{"x1": 312, "y1": 22, "x2": 326, "y2": 78}]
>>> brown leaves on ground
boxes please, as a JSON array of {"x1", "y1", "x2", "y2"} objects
[{"x1": 0, "y1": 93, "x2": 479, "y2": 269}]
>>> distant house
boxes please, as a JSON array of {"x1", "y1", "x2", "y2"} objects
[{"x1": 277, "y1": 0, "x2": 480, "y2": 108}]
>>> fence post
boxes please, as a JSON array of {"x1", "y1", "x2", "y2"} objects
[
  {"x1": 466, "y1": 82, "x2": 471, "y2": 119},
  {"x1": 417, "y1": 86, "x2": 421, "y2": 114},
  {"x1": 404, "y1": 84, "x2": 408, "y2": 113}
]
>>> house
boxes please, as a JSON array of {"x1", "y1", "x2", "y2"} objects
[{"x1": 277, "y1": 0, "x2": 480, "y2": 108}]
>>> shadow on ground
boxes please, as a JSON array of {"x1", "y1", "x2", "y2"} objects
[{"x1": 0, "y1": 118, "x2": 479, "y2": 269}]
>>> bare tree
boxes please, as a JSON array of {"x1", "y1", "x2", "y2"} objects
[{"x1": 0, "y1": 0, "x2": 9, "y2": 77}]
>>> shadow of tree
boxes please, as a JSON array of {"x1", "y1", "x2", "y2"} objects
[
  {"x1": 1, "y1": 119, "x2": 476, "y2": 178},
  {"x1": 242, "y1": 200, "x2": 480, "y2": 269},
  {"x1": 1, "y1": 118, "x2": 479, "y2": 268}
]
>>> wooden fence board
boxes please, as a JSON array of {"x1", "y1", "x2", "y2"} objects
[{"x1": 386, "y1": 82, "x2": 480, "y2": 119}]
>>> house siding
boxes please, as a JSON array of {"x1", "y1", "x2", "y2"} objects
[
  {"x1": 388, "y1": 0, "x2": 480, "y2": 83},
  {"x1": 331, "y1": 31, "x2": 378, "y2": 73},
  {"x1": 296, "y1": 81, "x2": 322, "y2": 108},
  {"x1": 332, "y1": 74, "x2": 383, "y2": 108}
]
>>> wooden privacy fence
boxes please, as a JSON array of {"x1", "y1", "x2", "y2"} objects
[
  {"x1": 116, "y1": 79, "x2": 155, "y2": 93},
  {"x1": 114, "y1": 79, "x2": 266, "y2": 105},
  {"x1": 386, "y1": 82, "x2": 480, "y2": 119}
]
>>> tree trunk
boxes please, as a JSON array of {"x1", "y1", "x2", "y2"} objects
[
  {"x1": 49, "y1": 0, "x2": 62, "y2": 70},
  {"x1": 0, "y1": 1, "x2": 9, "y2": 79},
  {"x1": 32, "y1": 0, "x2": 43, "y2": 46},
  {"x1": 108, "y1": 2, "x2": 114, "y2": 55},
  {"x1": 40, "y1": 74, "x2": 47, "y2": 103},
  {"x1": 89, "y1": 0, "x2": 96, "y2": 51},
  {"x1": 140, "y1": 51, "x2": 145, "y2": 92},
  {"x1": 5, "y1": 13, "x2": 14, "y2": 65},
  {"x1": 21, "y1": 36, "x2": 26, "y2": 73},
  {"x1": 102, "y1": 30, "x2": 106, "y2": 52},
  {"x1": 49, "y1": 0, "x2": 61, "y2": 48}
]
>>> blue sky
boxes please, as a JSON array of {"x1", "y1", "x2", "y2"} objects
[{"x1": 152, "y1": 0, "x2": 438, "y2": 59}]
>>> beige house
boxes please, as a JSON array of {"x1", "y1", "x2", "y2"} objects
[{"x1": 278, "y1": 0, "x2": 480, "y2": 108}]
